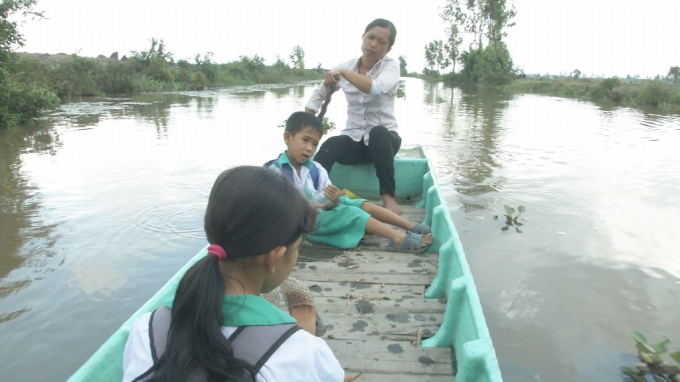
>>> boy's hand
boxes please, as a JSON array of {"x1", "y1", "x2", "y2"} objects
[
  {"x1": 324, "y1": 185, "x2": 342, "y2": 202},
  {"x1": 323, "y1": 185, "x2": 343, "y2": 209}
]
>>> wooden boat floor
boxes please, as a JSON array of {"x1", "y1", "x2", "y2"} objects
[{"x1": 296, "y1": 204, "x2": 454, "y2": 381}]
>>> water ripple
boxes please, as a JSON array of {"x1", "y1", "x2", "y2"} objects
[{"x1": 131, "y1": 201, "x2": 205, "y2": 240}]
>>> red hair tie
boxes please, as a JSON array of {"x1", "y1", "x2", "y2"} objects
[{"x1": 207, "y1": 245, "x2": 227, "y2": 260}]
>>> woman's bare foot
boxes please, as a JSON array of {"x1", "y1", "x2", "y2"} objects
[{"x1": 382, "y1": 194, "x2": 402, "y2": 215}]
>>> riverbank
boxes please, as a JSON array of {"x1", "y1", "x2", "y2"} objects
[
  {"x1": 501, "y1": 77, "x2": 680, "y2": 113},
  {"x1": 1, "y1": 52, "x2": 325, "y2": 128},
  {"x1": 413, "y1": 72, "x2": 680, "y2": 114},
  {"x1": 15, "y1": 52, "x2": 324, "y2": 98}
]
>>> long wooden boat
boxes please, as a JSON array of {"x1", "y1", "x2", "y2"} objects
[{"x1": 68, "y1": 146, "x2": 502, "y2": 382}]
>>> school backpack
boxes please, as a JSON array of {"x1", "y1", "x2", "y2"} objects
[
  {"x1": 148, "y1": 306, "x2": 300, "y2": 381},
  {"x1": 264, "y1": 158, "x2": 320, "y2": 191}
]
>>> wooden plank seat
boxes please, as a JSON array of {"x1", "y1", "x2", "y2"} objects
[{"x1": 296, "y1": 202, "x2": 455, "y2": 380}]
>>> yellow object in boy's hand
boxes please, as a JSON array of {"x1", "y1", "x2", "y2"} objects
[{"x1": 340, "y1": 189, "x2": 361, "y2": 199}]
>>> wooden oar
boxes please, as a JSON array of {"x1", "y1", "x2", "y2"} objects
[
  {"x1": 317, "y1": 75, "x2": 340, "y2": 121},
  {"x1": 317, "y1": 87, "x2": 335, "y2": 121}
]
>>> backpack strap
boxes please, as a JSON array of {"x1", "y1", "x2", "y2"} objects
[
  {"x1": 264, "y1": 159, "x2": 295, "y2": 184},
  {"x1": 148, "y1": 307, "x2": 300, "y2": 377},
  {"x1": 265, "y1": 158, "x2": 321, "y2": 191},
  {"x1": 229, "y1": 324, "x2": 301, "y2": 375},
  {"x1": 309, "y1": 162, "x2": 320, "y2": 191},
  {"x1": 263, "y1": 159, "x2": 277, "y2": 169},
  {"x1": 149, "y1": 305, "x2": 172, "y2": 364}
]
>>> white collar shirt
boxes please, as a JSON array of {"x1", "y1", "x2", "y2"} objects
[
  {"x1": 271, "y1": 152, "x2": 332, "y2": 203},
  {"x1": 123, "y1": 312, "x2": 345, "y2": 382},
  {"x1": 305, "y1": 56, "x2": 400, "y2": 145},
  {"x1": 291, "y1": 161, "x2": 332, "y2": 203}
]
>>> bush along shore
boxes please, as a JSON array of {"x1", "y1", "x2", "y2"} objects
[
  {"x1": 412, "y1": 71, "x2": 680, "y2": 114},
  {"x1": 15, "y1": 51, "x2": 324, "y2": 98},
  {"x1": 500, "y1": 76, "x2": 680, "y2": 113},
  {"x1": 16, "y1": 50, "x2": 325, "y2": 98},
  {"x1": 2, "y1": 39, "x2": 324, "y2": 128}
]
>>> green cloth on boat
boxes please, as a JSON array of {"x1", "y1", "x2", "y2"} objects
[
  {"x1": 306, "y1": 196, "x2": 370, "y2": 249},
  {"x1": 163, "y1": 294, "x2": 296, "y2": 327}
]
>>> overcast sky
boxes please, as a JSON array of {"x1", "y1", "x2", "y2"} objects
[{"x1": 16, "y1": 0, "x2": 680, "y2": 78}]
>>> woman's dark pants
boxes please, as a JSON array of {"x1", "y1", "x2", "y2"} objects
[{"x1": 314, "y1": 126, "x2": 402, "y2": 196}]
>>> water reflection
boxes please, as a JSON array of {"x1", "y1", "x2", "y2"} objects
[
  {"x1": 422, "y1": 80, "x2": 447, "y2": 106},
  {"x1": 125, "y1": 94, "x2": 193, "y2": 137},
  {"x1": 447, "y1": 87, "x2": 512, "y2": 212},
  {"x1": 489, "y1": 259, "x2": 680, "y2": 382},
  {"x1": 268, "y1": 86, "x2": 291, "y2": 99},
  {"x1": 440, "y1": 89, "x2": 680, "y2": 382},
  {"x1": 231, "y1": 89, "x2": 266, "y2": 100},
  {"x1": 0, "y1": 126, "x2": 63, "y2": 317},
  {"x1": 195, "y1": 96, "x2": 216, "y2": 114},
  {"x1": 291, "y1": 84, "x2": 306, "y2": 98}
]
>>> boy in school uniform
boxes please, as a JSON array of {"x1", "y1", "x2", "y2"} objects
[{"x1": 266, "y1": 111, "x2": 432, "y2": 252}]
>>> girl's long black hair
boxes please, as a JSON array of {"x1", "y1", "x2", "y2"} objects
[{"x1": 134, "y1": 166, "x2": 317, "y2": 382}]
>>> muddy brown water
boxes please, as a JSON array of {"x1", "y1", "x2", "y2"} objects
[{"x1": 1, "y1": 79, "x2": 679, "y2": 381}]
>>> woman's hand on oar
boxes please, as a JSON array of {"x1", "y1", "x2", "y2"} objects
[
  {"x1": 313, "y1": 72, "x2": 340, "y2": 120},
  {"x1": 323, "y1": 71, "x2": 341, "y2": 87}
]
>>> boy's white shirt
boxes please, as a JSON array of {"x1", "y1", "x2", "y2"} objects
[
  {"x1": 292, "y1": 160, "x2": 332, "y2": 201},
  {"x1": 123, "y1": 312, "x2": 345, "y2": 382}
]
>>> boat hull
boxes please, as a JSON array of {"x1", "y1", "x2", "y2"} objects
[{"x1": 68, "y1": 146, "x2": 502, "y2": 382}]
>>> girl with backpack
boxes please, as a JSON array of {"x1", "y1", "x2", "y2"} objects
[{"x1": 123, "y1": 166, "x2": 349, "y2": 382}]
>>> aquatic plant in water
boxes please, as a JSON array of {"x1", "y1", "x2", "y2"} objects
[
  {"x1": 494, "y1": 205, "x2": 525, "y2": 233},
  {"x1": 321, "y1": 117, "x2": 336, "y2": 134},
  {"x1": 278, "y1": 118, "x2": 336, "y2": 134},
  {"x1": 621, "y1": 331, "x2": 680, "y2": 382}
]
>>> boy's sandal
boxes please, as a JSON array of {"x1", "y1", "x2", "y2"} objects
[
  {"x1": 411, "y1": 223, "x2": 431, "y2": 235},
  {"x1": 388, "y1": 231, "x2": 429, "y2": 253}
]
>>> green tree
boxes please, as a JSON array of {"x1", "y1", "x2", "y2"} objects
[
  {"x1": 240, "y1": 55, "x2": 265, "y2": 73},
  {"x1": 398, "y1": 55, "x2": 408, "y2": 76},
  {"x1": 273, "y1": 55, "x2": 290, "y2": 70},
  {"x1": 441, "y1": 0, "x2": 466, "y2": 73},
  {"x1": 1, "y1": 0, "x2": 60, "y2": 128},
  {"x1": 424, "y1": 40, "x2": 448, "y2": 71},
  {"x1": 668, "y1": 66, "x2": 680, "y2": 83},
  {"x1": 424, "y1": 42, "x2": 436, "y2": 70},
  {"x1": 131, "y1": 38, "x2": 173, "y2": 66},
  {"x1": 194, "y1": 52, "x2": 217, "y2": 83},
  {"x1": 462, "y1": 0, "x2": 485, "y2": 46},
  {"x1": 479, "y1": 0, "x2": 517, "y2": 71},
  {"x1": 289, "y1": 45, "x2": 305, "y2": 70},
  {"x1": 573, "y1": 69, "x2": 581, "y2": 79},
  {"x1": 444, "y1": 0, "x2": 517, "y2": 85},
  {"x1": 458, "y1": 42, "x2": 514, "y2": 86}
]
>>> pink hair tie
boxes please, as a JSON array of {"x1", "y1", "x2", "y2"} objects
[{"x1": 207, "y1": 245, "x2": 227, "y2": 260}]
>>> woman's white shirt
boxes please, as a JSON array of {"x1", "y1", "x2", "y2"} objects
[{"x1": 305, "y1": 56, "x2": 400, "y2": 145}]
